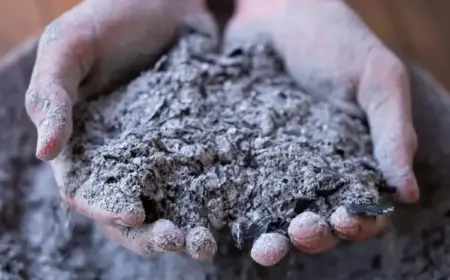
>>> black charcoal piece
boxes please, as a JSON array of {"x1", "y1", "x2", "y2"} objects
[{"x1": 345, "y1": 203, "x2": 394, "y2": 216}]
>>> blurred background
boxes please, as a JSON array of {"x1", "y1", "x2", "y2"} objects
[{"x1": 0, "y1": 0, "x2": 449, "y2": 89}]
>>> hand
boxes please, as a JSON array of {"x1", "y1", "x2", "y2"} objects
[
  {"x1": 25, "y1": 0, "x2": 218, "y2": 260},
  {"x1": 225, "y1": 0, "x2": 418, "y2": 266}
]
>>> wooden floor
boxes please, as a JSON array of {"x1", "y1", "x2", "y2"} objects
[
  {"x1": 348, "y1": 0, "x2": 450, "y2": 90},
  {"x1": 0, "y1": 0, "x2": 78, "y2": 55},
  {"x1": 1, "y1": 0, "x2": 450, "y2": 89}
]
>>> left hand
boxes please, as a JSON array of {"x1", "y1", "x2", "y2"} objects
[{"x1": 225, "y1": 0, "x2": 418, "y2": 266}]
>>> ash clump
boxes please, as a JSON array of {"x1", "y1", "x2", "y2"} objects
[{"x1": 58, "y1": 30, "x2": 389, "y2": 243}]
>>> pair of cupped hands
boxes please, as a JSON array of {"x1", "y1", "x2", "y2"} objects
[{"x1": 24, "y1": 0, "x2": 418, "y2": 266}]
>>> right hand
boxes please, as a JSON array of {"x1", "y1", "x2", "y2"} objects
[{"x1": 25, "y1": 0, "x2": 218, "y2": 260}]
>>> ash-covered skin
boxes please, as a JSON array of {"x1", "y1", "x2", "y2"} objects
[{"x1": 58, "y1": 31, "x2": 389, "y2": 244}]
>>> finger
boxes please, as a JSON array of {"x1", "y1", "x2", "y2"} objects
[
  {"x1": 250, "y1": 233, "x2": 290, "y2": 267},
  {"x1": 25, "y1": 6, "x2": 95, "y2": 160},
  {"x1": 60, "y1": 190, "x2": 145, "y2": 228},
  {"x1": 330, "y1": 206, "x2": 386, "y2": 240},
  {"x1": 357, "y1": 51, "x2": 419, "y2": 203},
  {"x1": 99, "y1": 219, "x2": 185, "y2": 255},
  {"x1": 149, "y1": 220, "x2": 186, "y2": 253},
  {"x1": 185, "y1": 227, "x2": 217, "y2": 261},
  {"x1": 288, "y1": 211, "x2": 338, "y2": 253},
  {"x1": 25, "y1": 85, "x2": 74, "y2": 161}
]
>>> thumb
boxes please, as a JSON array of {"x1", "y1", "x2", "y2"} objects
[
  {"x1": 25, "y1": 12, "x2": 88, "y2": 160},
  {"x1": 358, "y1": 51, "x2": 419, "y2": 203},
  {"x1": 25, "y1": 80, "x2": 75, "y2": 161}
]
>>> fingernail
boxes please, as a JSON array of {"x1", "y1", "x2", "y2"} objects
[
  {"x1": 36, "y1": 130, "x2": 60, "y2": 160},
  {"x1": 36, "y1": 106, "x2": 70, "y2": 160}
]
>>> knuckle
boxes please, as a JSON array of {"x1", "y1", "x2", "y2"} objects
[
  {"x1": 40, "y1": 12, "x2": 93, "y2": 70},
  {"x1": 25, "y1": 88, "x2": 49, "y2": 116},
  {"x1": 42, "y1": 18, "x2": 62, "y2": 46},
  {"x1": 41, "y1": 12, "x2": 76, "y2": 46}
]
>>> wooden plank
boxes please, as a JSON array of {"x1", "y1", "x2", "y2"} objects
[
  {"x1": 35, "y1": 0, "x2": 80, "y2": 21},
  {"x1": 0, "y1": 0, "x2": 80, "y2": 56},
  {"x1": 349, "y1": 0, "x2": 450, "y2": 89},
  {"x1": 0, "y1": 0, "x2": 44, "y2": 53},
  {"x1": 1, "y1": 0, "x2": 450, "y2": 88}
]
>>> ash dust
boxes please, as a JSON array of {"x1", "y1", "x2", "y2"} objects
[{"x1": 58, "y1": 30, "x2": 389, "y2": 245}]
